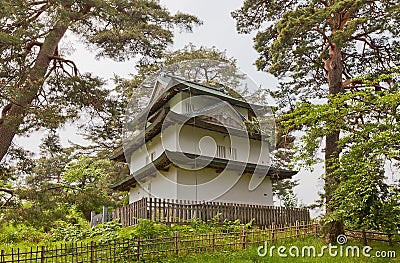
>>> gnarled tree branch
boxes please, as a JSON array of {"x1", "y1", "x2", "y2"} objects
[
  {"x1": 48, "y1": 55, "x2": 79, "y2": 76},
  {"x1": 0, "y1": 188, "x2": 14, "y2": 208}
]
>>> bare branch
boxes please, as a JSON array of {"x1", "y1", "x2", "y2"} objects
[
  {"x1": 48, "y1": 56, "x2": 79, "y2": 75},
  {"x1": 350, "y1": 29, "x2": 376, "y2": 42},
  {"x1": 0, "y1": 188, "x2": 12, "y2": 195},
  {"x1": 304, "y1": 53, "x2": 326, "y2": 73},
  {"x1": 313, "y1": 26, "x2": 333, "y2": 49},
  {"x1": 0, "y1": 188, "x2": 14, "y2": 209},
  {"x1": 44, "y1": 64, "x2": 56, "y2": 79},
  {"x1": 343, "y1": 79, "x2": 363, "y2": 89},
  {"x1": 13, "y1": 3, "x2": 50, "y2": 28}
]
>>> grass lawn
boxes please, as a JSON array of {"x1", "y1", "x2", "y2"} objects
[{"x1": 165, "y1": 236, "x2": 400, "y2": 263}]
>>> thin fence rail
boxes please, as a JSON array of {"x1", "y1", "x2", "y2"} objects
[
  {"x1": 345, "y1": 229, "x2": 400, "y2": 244},
  {"x1": 109, "y1": 197, "x2": 310, "y2": 227},
  {"x1": 0, "y1": 222, "x2": 318, "y2": 263}
]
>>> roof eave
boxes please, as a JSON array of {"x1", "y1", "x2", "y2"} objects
[{"x1": 109, "y1": 150, "x2": 298, "y2": 191}]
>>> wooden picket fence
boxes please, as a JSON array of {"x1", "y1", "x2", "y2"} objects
[
  {"x1": 0, "y1": 222, "x2": 319, "y2": 263},
  {"x1": 111, "y1": 197, "x2": 310, "y2": 227}
]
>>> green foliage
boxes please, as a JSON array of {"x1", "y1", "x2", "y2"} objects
[
  {"x1": 50, "y1": 219, "x2": 123, "y2": 243},
  {"x1": 233, "y1": 0, "x2": 399, "y2": 103},
  {"x1": 232, "y1": 2, "x2": 399, "y2": 241},
  {"x1": 132, "y1": 219, "x2": 172, "y2": 239},
  {"x1": 281, "y1": 70, "x2": 400, "y2": 232},
  {"x1": 50, "y1": 221, "x2": 90, "y2": 242},
  {"x1": 90, "y1": 220, "x2": 122, "y2": 237},
  {"x1": 173, "y1": 213, "x2": 225, "y2": 234},
  {"x1": 0, "y1": 0, "x2": 201, "y2": 162},
  {"x1": 208, "y1": 213, "x2": 222, "y2": 227},
  {"x1": 1, "y1": 134, "x2": 127, "y2": 230},
  {"x1": 272, "y1": 179, "x2": 300, "y2": 207},
  {"x1": 221, "y1": 219, "x2": 243, "y2": 232},
  {"x1": 90, "y1": 220, "x2": 122, "y2": 243},
  {"x1": 282, "y1": 71, "x2": 400, "y2": 169},
  {"x1": 132, "y1": 43, "x2": 245, "y2": 88},
  {"x1": 48, "y1": 216, "x2": 256, "y2": 244},
  {"x1": 186, "y1": 218, "x2": 213, "y2": 233},
  {"x1": 49, "y1": 206, "x2": 91, "y2": 242},
  {"x1": 279, "y1": 189, "x2": 299, "y2": 208},
  {"x1": 0, "y1": 223, "x2": 47, "y2": 244},
  {"x1": 61, "y1": 156, "x2": 127, "y2": 218}
]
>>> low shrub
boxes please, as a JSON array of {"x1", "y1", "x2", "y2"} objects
[
  {"x1": 132, "y1": 219, "x2": 172, "y2": 239},
  {"x1": 90, "y1": 220, "x2": 122, "y2": 243},
  {"x1": 50, "y1": 221, "x2": 90, "y2": 242},
  {"x1": 0, "y1": 223, "x2": 47, "y2": 244}
]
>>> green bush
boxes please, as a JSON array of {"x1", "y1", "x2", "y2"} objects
[
  {"x1": 0, "y1": 223, "x2": 47, "y2": 244},
  {"x1": 50, "y1": 221, "x2": 90, "y2": 242},
  {"x1": 49, "y1": 206, "x2": 92, "y2": 242},
  {"x1": 133, "y1": 219, "x2": 172, "y2": 238},
  {"x1": 90, "y1": 220, "x2": 122, "y2": 243},
  {"x1": 90, "y1": 220, "x2": 121, "y2": 236}
]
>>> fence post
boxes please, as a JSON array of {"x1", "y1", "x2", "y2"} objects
[
  {"x1": 1, "y1": 250, "x2": 4, "y2": 263},
  {"x1": 175, "y1": 231, "x2": 179, "y2": 256},
  {"x1": 40, "y1": 246, "x2": 45, "y2": 263},
  {"x1": 90, "y1": 241, "x2": 95, "y2": 263},
  {"x1": 242, "y1": 228, "x2": 247, "y2": 250},
  {"x1": 295, "y1": 221, "x2": 299, "y2": 237},
  {"x1": 387, "y1": 232, "x2": 393, "y2": 246},
  {"x1": 271, "y1": 223, "x2": 275, "y2": 241},
  {"x1": 212, "y1": 230, "x2": 215, "y2": 252},
  {"x1": 90, "y1": 211, "x2": 95, "y2": 227},
  {"x1": 102, "y1": 206, "x2": 108, "y2": 223},
  {"x1": 137, "y1": 236, "x2": 140, "y2": 261}
]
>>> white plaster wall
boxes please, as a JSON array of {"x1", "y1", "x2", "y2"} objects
[
  {"x1": 177, "y1": 125, "x2": 269, "y2": 164},
  {"x1": 169, "y1": 92, "x2": 249, "y2": 119},
  {"x1": 129, "y1": 183, "x2": 149, "y2": 203},
  {"x1": 161, "y1": 124, "x2": 178, "y2": 151},
  {"x1": 130, "y1": 166, "x2": 273, "y2": 205},
  {"x1": 217, "y1": 173, "x2": 273, "y2": 205},
  {"x1": 129, "y1": 166, "x2": 178, "y2": 203},
  {"x1": 129, "y1": 125, "x2": 177, "y2": 173},
  {"x1": 176, "y1": 168, "x2": 273, "y2": 205},
  {"x1": 150, "y1": 166, "x2": 178, "y2": 200},
  {"x1": 129, "y1": 148, "x2": 146, "y2": 171}
]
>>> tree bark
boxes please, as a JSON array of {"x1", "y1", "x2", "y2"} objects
[
  {"x1": 0, "y1": 24, "x2": 68, "y2": 161},
  {"x1": 324, "y1": 43, "x2": 345, "y2": 243}
]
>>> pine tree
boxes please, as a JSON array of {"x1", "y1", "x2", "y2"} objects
[
  {"x1": 0, "y1": 0, "x2": 201, "y2": 162},
  {"x1": 232, "y1": 0, "x2": 400, "y2": 242}
]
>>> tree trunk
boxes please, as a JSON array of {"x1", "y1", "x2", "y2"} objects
[
  {"x1": 324, "y1": 43, "x2": 344, "y2": 243},
  {"x1": 0, "y1": 24, "x2": 68, "y2": 161}
]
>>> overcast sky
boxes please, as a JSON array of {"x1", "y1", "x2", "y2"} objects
[{"x1": 17, "y1": 0, "x2": 324, "y2": 216}]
